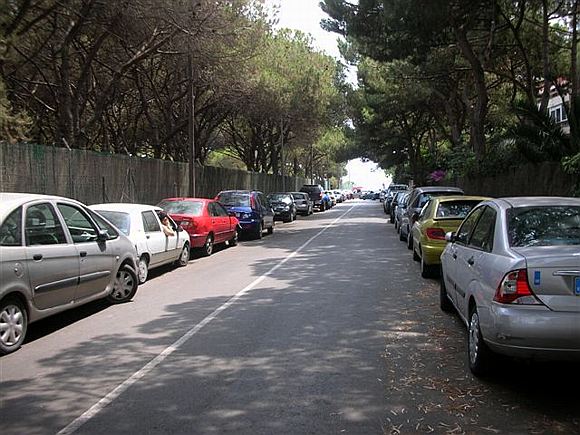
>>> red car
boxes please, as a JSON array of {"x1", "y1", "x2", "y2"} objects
[{"x1": 157, "y1": 198, "x2": 239, "y2": 256}]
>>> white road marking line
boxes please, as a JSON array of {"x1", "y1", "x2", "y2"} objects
[{"x1": 57, "y1": 205, "x2": 356, "y2": 435}]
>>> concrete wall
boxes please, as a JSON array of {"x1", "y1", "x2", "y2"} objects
[{"x1": 0, "y1": 143, "x2": 310, "y2": 205}]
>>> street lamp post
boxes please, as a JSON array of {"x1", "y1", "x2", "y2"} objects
[{"x1": 187, "y1": 52, "x2": 196, "y2": 197}]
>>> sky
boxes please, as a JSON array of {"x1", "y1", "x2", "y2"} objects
[{"x1": 265, "y1": 0, "x2": 392, "y2": 191}]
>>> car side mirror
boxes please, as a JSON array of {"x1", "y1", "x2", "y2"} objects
[
  {"x1": 97, "y1": 229, "x2": 109, "y2": 241},
  {"x1": 412, "y1": 212, "x2": 420, "y2": 223},
  {"x1": 228, "y1": 211, "x2": 236, "y2": 217},
  {"x1": 445, "y1": 232, "x2": 456, "y2": 242}
]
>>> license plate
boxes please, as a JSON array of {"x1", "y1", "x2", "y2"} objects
[{"x1": 575, "y1": 277, "x2": 580, "y2": 296}]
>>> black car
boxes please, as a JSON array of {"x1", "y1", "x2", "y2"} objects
[
  {"x1": 267, "y1": 193, "x2": 297, "y2": 222},
  {"x1": 299, "y1": 184, "x2": 327, "y2": 211}
]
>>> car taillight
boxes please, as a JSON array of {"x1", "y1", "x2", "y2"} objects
[
  {"x1": 250, "y1": 195, "x2": 256, "y2": 208},
  {"x1": 494, "y1": 269, "x2": 542, "y2": 305},
  {"x1": 180, "y1": 218, "x2": 195, "y2": 229},
  {"x1": 426, "y1": 228, "x2": 446, "y2": 240}
]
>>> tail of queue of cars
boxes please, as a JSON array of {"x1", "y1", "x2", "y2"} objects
[
  {"x1": 439, "y1": 197, "x2": 580, "y2": 376},
  {"x1": 0, "y1": 193, "x2": 139, "y2": 355}
]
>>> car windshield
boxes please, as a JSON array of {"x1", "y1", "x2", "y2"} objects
[
  {"x1": 94, "y1": 210, "x2": 130, "y2": 236},
  {"x1": 436, "y1": 200, "x2": 482, "y2": 219},
  {"x1": 217, "y1": 192, "x2": 251, "y2": 207},
  {"x1": 508, "y1": 206, "x2": 580, "y2": 247},
  {"x1": 157, "y1": 200, "x2": 203, "y2": 216},
  {"x1": 269, "y1": 194, "x2": 291, "y2": 203}
]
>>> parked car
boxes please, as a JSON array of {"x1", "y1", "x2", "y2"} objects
[
  {"x1": 324, "y1": 190, "x2": 337, "y2": 207},
  {"x1": 267, "y1": 193, "x2": 297, "y2": 223},
  {"x1": 440, "y1": 197, "x2": 580, "y2": 376},
  {"x1": 215, "y1": 190, "x2": 274, "y2": 239},
  {"x1": 333, "y1": 190, "x2": 344, "y2": 203},
  {"x1": 157, "y1": 197, "x2": 239, "y2": 255},
  {"x1": 400, "y1": 186, "x2": 464, "y2": 249},
  {"x1": 0, "y1": 193, "x2": 139, "y2": 355},
  {"x1": 389, "y1": 190, "x2": 410, "y2": 223},
  {"x1": 300, "y1": 184, "x2": 327, "y2": 211},
  {"x1": 410, "y1": 196, "x2": 489, "y2": 278},
  {"x1": 290, "y1": 192, "x2": 313, "y2": 215},
  {"x1": 384, "y1": 184, "x2": 408, "y2": 213},
  {"x1": 89, "y1": 203, "x2": 190, "y2": 283},
  {"x1": 394, "y1": 192, "x2": 411, "y2": 232}
]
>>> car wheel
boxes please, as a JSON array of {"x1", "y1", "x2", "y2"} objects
[
  {"x1": 413, "y1": 245, "x2": 420, "y2": 262},
  {"x1": 267, "y1": 224, "x2": 274, "y2": 235},
  {"x1": 202, "y1": 234, "x2": 214, "y2": 256},
  {"x1": 229, "y1": 230, "x2": 239, "y2": 247},
  {"x1": 468, "y1": 307, "x2": 493, "y2": 376},
  {"x1": 108, "y1": 264, "x2": 138, "y2": 304},
  {"x1": 439, "y1": 277, "x2": 453, "y2": 312},
  {"x1": 137, "y1": 256, "x2": 149, "y2": 284},
  {"x1": 0, "y1": 296, "x2": 28, "y2": 355},
  {"x1": 420, "y1": 253, "x2": 434, "y2": 278},
  {"x1": 176, "y1": 243, "x2": 190, "y2": 266},
  {"x1": 399, "y1": 228, "x2": 405, "y2": 241},
  {"x1": 389, "y1": 214, "x2": 394, "y2": 224},
  {"x1": 255, "y1": 223, "x2": 263, "y2": 239},
  {"x1": 406, "y1": 232, "x2": 413, "y2": 250}
]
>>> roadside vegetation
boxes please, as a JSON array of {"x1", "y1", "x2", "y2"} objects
[
  {"x1": 321, "y1": 0, "x2": 580, "y2": 187},
  {"x1": 0, "y1": 0, "x2": 350, "y2": 183}
]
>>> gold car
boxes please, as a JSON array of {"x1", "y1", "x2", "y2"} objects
[{"x1": 410, "y1": 195, "x2": 491, "y2": 278}]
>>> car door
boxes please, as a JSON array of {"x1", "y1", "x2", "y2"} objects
[
  {"x1": 141, "y1": 210, "x2": 168, "y2": 266},
  {"x1": 56, "y1": 202, "x2": 116, "y2": 303},
  {"x1": 259, "y1": 194, "x2": 274, "y2": 228},
  {"x1": 455, "y1": 207, "x2": 497, "y2": 320},
  {"x1": 213, "y1": 202, "x2": 233, "y2": 242},
  {"x1": 443, "y1": 206, "x2": 485, "y2": 311},
  {"x1": 23, "y1": 202, "x2": 79, "y2": 310}
]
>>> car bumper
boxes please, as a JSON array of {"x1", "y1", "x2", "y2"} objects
[
  {"x1": 483, "y1": 304, "x2": 580, "y2": 360},
  {"x1": 420, "y1": 240, "x2": 446, "y2": 265},
  {"x1": 238, "y1": 220, "x2": 261, "y2": 233},
  {"x1": 187, "y1": 233, "x2": 207, "y2": 248},
  {"x1": 295, "y1": 205, "x2": 309, "y2": 213}
]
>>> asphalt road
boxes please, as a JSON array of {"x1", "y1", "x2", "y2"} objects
[{"x1": 1, "y1": 200, "x2": 579, "y2": 435}]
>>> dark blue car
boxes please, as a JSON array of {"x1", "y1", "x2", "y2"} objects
[{"x1": 216, "y1": 190, "x2": 275, "y2": 239}]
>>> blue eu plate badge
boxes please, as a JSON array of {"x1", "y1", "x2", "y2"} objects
[{"x1": 575, "y1": 277, "x2": 580, "y2": 296}]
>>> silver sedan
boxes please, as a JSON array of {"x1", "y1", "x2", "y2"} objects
[{"x1": 440, "y1": 197, "x2": 580, "y2": 376}]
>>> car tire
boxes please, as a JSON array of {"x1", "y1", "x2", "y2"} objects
[
  {"x1": 406, "y1": 232, "x2": 413, "y2": 250},
  {"x1": 202, "y1": 234, "x2": 214, "y2": 256},
  {"x1": 439, "y1": 277, "x2": 453, "y2": 312},
  {"x1": 107, "y1": 264, "x2": 138, "y2": 304},
  {"x1": 399, "y1": 229, "x2": 405, "y2": 241},
  {"x1": 267, "y1": 224, "x2": 274, "y2": 235},
  {"x1": 176, "y1": 243, "x2": 190, "y2": 266},
  {"x1": 255, "y1": 223, "x2": 263, "y2": 239},
  {"x1": 468, "y1": 307, "x2": 493, "y2": 377},
  {"x1": 420, "y1": 253, "x2": 434, "y2": 278},
  {"x1": 137, "y1": 256, "x2": 149, "y2": 284},
  {"x1": 0, "y1": 296, "x2": 28, "y2": 355},
  {"x1": 389, "y1": 214, "x2": 394, "y2": 223},
  {"x1": 229, "y1": 230, "x2": 239, "y2": 247},
  {"x1": 413, "y1": 246, "x2": 420, "y2": 262}
]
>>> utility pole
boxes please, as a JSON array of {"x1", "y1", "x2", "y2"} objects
[
  {"x1": 187, "y1": 52, "x2": 196, "y2": 197},
  {"x1": 280, "y1": 117, "x2": 285, "y2": 192},
  {"x1": 310, "y1": 142, "x2": 314, "y2": 184}
]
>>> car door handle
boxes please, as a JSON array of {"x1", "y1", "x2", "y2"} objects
[
  {"x1": 80, "y1": 251, "x2": 87, "y2": 258},
  {"x1": 467, "y1": 257, "x2": 475, "y2": 266},
  {"x1": 33, "y1": 254, "x2": 43, "y2": 261}
]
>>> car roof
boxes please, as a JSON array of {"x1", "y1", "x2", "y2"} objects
[
  {"x1": 159, "y1": 197, "x2": 210, "y2": 202},
  {"x1": 495, "y1": 196, "x2": 580, "y2": 208},
  {"x1": 0, "y1": 192, "x2": 83, "y2": 221},
  {"x1": 217, "y1": 190, "x2": 257, "y2": 195},
  {"x1": 431, "y1": 195, "x2": 491, "y2": 203},
  {"x1": 413, "y1": 186, "x2": 464, "y2": 193},
  {"x1": 90, "y1": 203, "x2": 163, "y2": 212}
]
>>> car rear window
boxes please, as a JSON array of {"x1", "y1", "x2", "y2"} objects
[
  {"x1": 435, "y1": 200, "x2": 482, "y2": 219},
  {"x1": 216, "y1": 193, "x2": 251, "y2": 207},
  {"x1": 291, "y1": 193, "x2": 306, "y2": 200},
  {"x1": 418, "y1": 191, "x2": 463, "y2": 208},
  {"x1": 269, "y1": 194, "x2": 291, "y2": 203},
  {"x1": 157, "y1": 200, "x2": 203, "y2": 216},
  {"x1": 93, "y1": 210, "x2": 130, "y2": 236},
  {"x1": 508, "y1": 206, "x2": 580, "y2": 247}
]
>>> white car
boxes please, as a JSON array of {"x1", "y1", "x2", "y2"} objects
[{"x1": 90, "y1": 204, "x2": 190, "y2": 283}]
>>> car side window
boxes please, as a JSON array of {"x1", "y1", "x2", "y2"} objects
[
  {"x1": 215, "y1": 203, "x2": 229, "y2": 217},
  {"x1": 468, "y1": 207, "x2": 496, "y2": 252},
  {"x1": 419, "y1": 201, "x2": 432, "y2": 220},
  {"x1": 1, "y1": 207, "x2": 23, "y2": 246},
  {"x1": 142, "y1": 211, "x2": 161, "y2": 232},
  {"x1": 455, "y1": 207, "x2": 484, "y2": 245},
  {"x1": 57, "y1": 203, "x2": 99, "y2": 243},
  {"x1": 25, "y1": 203, "x2": 68, "y2": 246}
]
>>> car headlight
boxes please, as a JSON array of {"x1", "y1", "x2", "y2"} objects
[
  {"x1": 242, "y1": 213, "x2": 252, "y2": 219},
  {"x1": 284, "y1": 206, "x2": 290, "y2": 211}
]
